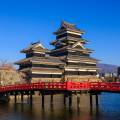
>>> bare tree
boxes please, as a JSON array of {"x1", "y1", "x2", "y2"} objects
[{"x1": 0, "y1": 60, "x2": 26, "y2": 86}]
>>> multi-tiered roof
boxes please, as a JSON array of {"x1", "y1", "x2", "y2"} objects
[
  {"x1": 50, "y1": 21, "x2": 99, "y2": 82},
  {"x1": 15, "y1": 41, "x2": 64, "y2": 83}
]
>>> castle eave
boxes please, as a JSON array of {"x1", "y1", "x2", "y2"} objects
[
  {"x1": 19, "y1": 68, "x2": 31, "y2": 72},
  {"x1": 15, "y1": 58, "x2": 31, "y2": 64}
]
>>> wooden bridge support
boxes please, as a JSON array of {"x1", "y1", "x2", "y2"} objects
[
  {"x1": 50, "y1": 94, "x2": 53, "y2": 107},
  {"x1": 63, "y1": 94, "x2": 66, "y2": 106},
  {"x1": 14, "y1": 92, "x2": 17, "y2": 103},
  {"x1": 21, "y1": 93, "x2": 23, "y2": 103},
  {"x1": 29, "y1": 92, "x2": 33, "y2": 105},
  {"x1": 42, "y1": 94, "x2": 45, "y2": 108},
  {"x1": 68, "y1": 94, "x2": 72, "y2": 108},
  {"x1": 77, "y1": 94, "x2": 80, "y2": 108},
  {"x1": 95, "y1": 94, "x2": 99, "y2": 107},
  {"x1": 90, "y1": 93, "x2": 93, "y2": 108}
]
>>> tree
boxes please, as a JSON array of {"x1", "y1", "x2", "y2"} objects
[{"x1": 0, "y1": 60, "x2": 26, "y2": 86}]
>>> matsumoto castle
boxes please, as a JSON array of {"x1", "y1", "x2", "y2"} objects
[{"x1": 15, "y1": 21, "x2": 100, "y2": 83}]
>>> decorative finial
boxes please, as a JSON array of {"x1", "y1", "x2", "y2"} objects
[
  {"x1": 61, "y1": 20, "x2": 76, "y2": 29},
  {"x1": 31, "y1": 40, "x2": 40, "y2": 45}
]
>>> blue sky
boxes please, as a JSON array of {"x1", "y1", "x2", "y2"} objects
[{"x1": 0, "y1": 0, "x2": 120, "y2": 65}]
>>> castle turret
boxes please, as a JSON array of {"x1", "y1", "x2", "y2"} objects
[{"x1": 15, "y1": 41, "x2": 63, "y2": 83}]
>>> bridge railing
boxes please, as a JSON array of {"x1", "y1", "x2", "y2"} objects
[
  {"x1": 89, "y1": 82, "x2": 120, "y2": 91},
  {"x1": 0, "y1": 82, "x2": 68, "y2": 92},
  {"x1": 66, "y1": 81, "x2": 90, "y2": 90},
  {"x1": 1, "y1": 82, "x2": 120, "y2": 92}
]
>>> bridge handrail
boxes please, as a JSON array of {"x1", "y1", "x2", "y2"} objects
[{"x1": 0, "y1": 82, "x2": 120, "y2": 92}]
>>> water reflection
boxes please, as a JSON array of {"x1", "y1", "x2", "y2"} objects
[{"x1": 0, "y1": 93, "x2": 120, "y2": 120}]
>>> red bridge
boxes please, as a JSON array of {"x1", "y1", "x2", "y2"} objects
[
  {"x1": 0, "y1": 82, "x2": 120, "y2": 108},
  {"x1": 0, "y1": 82, "x2": 120, "y2": 92}
]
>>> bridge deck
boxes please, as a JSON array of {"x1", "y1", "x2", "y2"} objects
[{"x1": 0, "y1": 82, "x2": 120, "y2": 93}]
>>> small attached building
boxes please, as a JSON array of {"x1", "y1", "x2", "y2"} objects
[{"x1": 15, "y1": 42, "x2": 64, "y2": 83}]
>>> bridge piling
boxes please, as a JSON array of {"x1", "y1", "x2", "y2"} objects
[
  {"x1": 50, "y1": 94, "x2": 53, "y2": 107},
  {"x1": 77, "y1": 94, "x2": 80, "y2": 108},
  {"x1": 95, "y1": 94, "x2": 99, "y2": 107},
  {"x1": 63, "y1": 94, "x2": 66, "y2": 106},
  {"x1": 90, "y1": 93, "x2": 93, "y2": 108},
  {"x1": 68, "y1": 94, "x2": 72, "y2": 108},
  {"x1": 21, "y1": 93, "x2": 23, "y2": 103},
  {"x1": 42, "y1": 94, "x2": 45, "y2": 108},
  {"x1": 29, "y1": 92, "x2": 33, "y2": 105},
  {"x1": 14, "y1": 92, "x2": 17, "y2": 103}
]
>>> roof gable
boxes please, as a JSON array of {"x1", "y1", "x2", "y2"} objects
[
  {"x1": 32, "y1": 43, "x2": 45, "y2": 50},
  {"x1": 72, "y1": 41, "x2": 85, "y2": 49},
  {"x1": 54, "y1": 21, "x2": 84, "y2": 34},
  {"x1": 21, "y1": 41, "x2": 47, "y2": 53}
]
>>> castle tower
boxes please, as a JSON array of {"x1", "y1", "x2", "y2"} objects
[
  {"x1": 50, "y1": 21, "x2": 100, "y2": 82},
  {"x1": 15, "y1": 41, "x2": 63, "y2": 83}
]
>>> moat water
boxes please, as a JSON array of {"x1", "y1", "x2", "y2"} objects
[{"x1": 0, "y1": 93, "x2": 120, "y2": 120}]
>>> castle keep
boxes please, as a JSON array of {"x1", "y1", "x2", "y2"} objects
[{"x1": 15, "y1": 21, "x2": 99, "y2": 83}]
